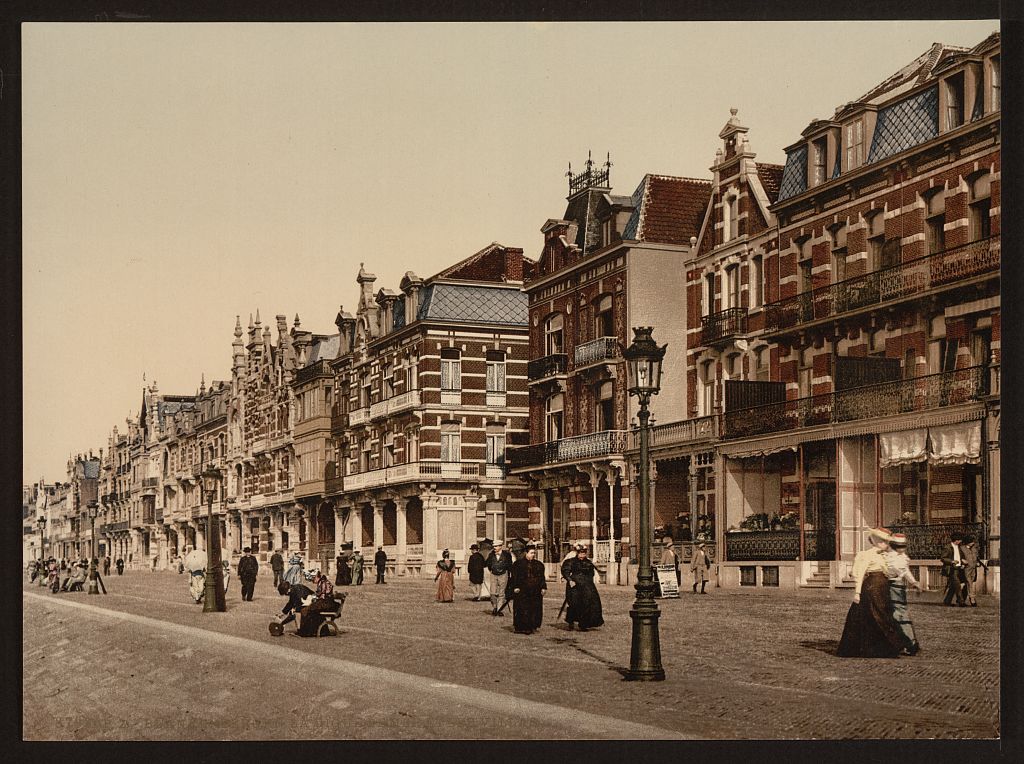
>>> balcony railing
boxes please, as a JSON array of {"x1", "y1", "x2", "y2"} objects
[
  {"x1": 701, "y1": 307, "x2": 748, "y2": 345},
  {"x1": 630, "y1": 415, "x2": 718, "y2": 450},
  {"x1": 509, "y1": 430, "x2": 628, "y2": 469},
  {"x1": 388, "y1": 389, "x2": 421, "y2": 415},
  {"x1": 574, "y1": 337, "x2": 619, "y2": 368},
  {"x1": 143, "y1": 478, "x2": 159, "y2": 488},
  {"x1": 349, "y1": 406, "x2": 370, "y2": 426},
  {"x1": 527, "y1": 353, "x2": 568, "y2": 382},
  {"x1": 723, "y1": 365, "x2": 988, "y2": 439},
  {"x1": 764, "y1": 236, "x2": 1000, "y2": 334},
  {"x1": 889, "y1": 522, "x2": 986, "y2": 559},
  {"x1": 369, "y1": 399, "x2": 389, "y2": 420},
  {"x1": 331, "y1": 403, "x2": 348, "y2": 430},
  {"x1": 342, "y1": 461, "x2": 485, "y2": 491},
  {"x1": 101, "y1": 521, "x2": 129, "y2": 534},
  {"x1": 725, "y1": 530, "x2": 799, "y2": 561}
]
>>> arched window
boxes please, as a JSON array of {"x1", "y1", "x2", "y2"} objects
[
  {"x1": 544, "y1": 314, "x2": 564, "y2": 355},
  {"x1": 545, "y1": 393, "x2": 564, "y2": 442},
  {"x1": 969, "y1": 173, "x2": 992, "y2": 242}
]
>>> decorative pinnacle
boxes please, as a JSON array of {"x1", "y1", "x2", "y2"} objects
[{"x1": 234, "y1": 315, "x2": 242, "y2": 338}]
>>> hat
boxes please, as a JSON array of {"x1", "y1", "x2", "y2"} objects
[
  {"x1": 867, "y1": 527, "x2": 893, "y2": 544},
  {"x1": 890, "y1": 533, "x2": 908, "y2": 547},
  {"x1": 470, "y1": 544, "x2": 479, "y2": 550},
  {"x1": 243, "y1": 547, "x2": 251, "y2": 553},
  {"x1": 576, "y1": 544, "x2": 588, "y2": 552},
  {"x1": 493, "y1": 540, "x2": 504, "y2": 547}
]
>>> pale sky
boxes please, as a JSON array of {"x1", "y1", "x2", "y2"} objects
[{"x1": 22, "y1": 20, "x2": 998, "y2": 484}]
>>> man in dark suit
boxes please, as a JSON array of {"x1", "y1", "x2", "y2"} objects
[
  {"x1": 270, "y1": 549, "x2": 284, "y2": 588},
  {"x1": 940, "y1": 532, "x2": 967, "y2": 606},
  {"x1": 374, "y1": 546, "x2": 388, "y2": 584},
  {"x1": 237, "y1": 547, "x2": 259, "y2": 601}
]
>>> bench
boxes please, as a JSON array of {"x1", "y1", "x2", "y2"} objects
[{"x1": 316, "y1": 592, "x2": 348, "y2": 637}]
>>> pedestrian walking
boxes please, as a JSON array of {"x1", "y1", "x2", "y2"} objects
[
  {"x1": 660, "y1": 537, "x2": 681, "y2": 587},
  {"x1": 237, "y1": 546, "x2": 259, "y2": 601},
  {"x1": 885, "y1": 533, "x2": 923, "y2": 655},
  {"x1": 691, "y1": 541, "x2": 711, "y2": 594},
  {"x1": 335, "y1": 548, "x2": 352, "y2": 586},
  {"x1": 351, "y1": 550, "x2": 364, "y2": 585},
  {"x1": 467, "y1": 543, "x2": 486, "y2": 601},
  {"x1": 183, "y1": 546, "x2": 207, "y2": 604},
  {"x1": 960, "y1": 534, "x2": 985, "y2": 607},
  {"x1": 940, "y1": 532, "x2": 968, "y2": 607},
  {"x1": 435, "y1": 549, "x2": 456, "y2": 603},
  {"x1": 103, "y1": 556, "x2": 111, "y2": 576},
  {"x1": 115, "y1": 557, "x2": 124, "y2": 576},
  {"x1": 283, "y1": 553, "x2": 305, "y2": 586},
  {"x1": 374, "y1": 546, "x2": 388, "y2": 584},
  {"x1": 510, "y1": 544, "x2": 546, "y2": 634},
  {"x1": 270, "y1": 549, "x2": 285, "y2": 588},
  {"x1": 837, "y1": 527, "x2": 906, "y2": 658},
  {"x1": 486, "y1": 540, "x2": 512, "y2": 616},
  {"x1": 560, "y1": 544, "x2": 603, "y2": 630}
]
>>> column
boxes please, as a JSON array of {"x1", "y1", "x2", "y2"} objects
[
  {"x1": 607, "y1": 465, "x2": 618, "y2": 585},
  {"x1": 334, "y1": 507, "x2": 344, "y2": 558},
  {"x1": 350, "y1": 505, "x2": 363, "y2": 553},
  {"x1": 527, "y1": 487, "x2": 542, "y2": 553},
  {"x1": 396, "y1": 501, "x2": 407, "y2": 575},
  {"x1": 373, "y1": 501, "x2": 384, "y2": 550},
  {"x1": 422, "y1": 494, "x2": 438, "y2": 564},
  {"x1": 567, "y1": 484, "x2": 590, "y2": 546}
]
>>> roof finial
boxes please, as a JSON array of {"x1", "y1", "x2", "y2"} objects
[
  {"x1": 234, "y1": 315, "x2": 242, "y2": 338},
  {"x1": 255, "y1": 308, "x2": 261, "y2": 325},
  {"x1": 294, "y1": 313, "x2": 301, "y2": 328}
]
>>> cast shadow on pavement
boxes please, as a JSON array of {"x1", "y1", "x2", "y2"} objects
[{"x1": 799, "y1": 639, "x2": 840, "y2": 655}]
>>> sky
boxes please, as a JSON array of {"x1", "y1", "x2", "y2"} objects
[{"x1": 22, "y1": 20, "x2": 998, "y2": 484}]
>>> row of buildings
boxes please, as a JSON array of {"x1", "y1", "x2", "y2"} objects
[{"x1": 26, "y1": 33, "x2": 1001, "y2": 593}]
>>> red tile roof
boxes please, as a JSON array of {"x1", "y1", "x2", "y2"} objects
[
  {"x1": 756, "y1": 163, "x2": 784, "y2": 204},
  {"x1": 635, "y1": 175, "x2": 713, "y2": 245}
]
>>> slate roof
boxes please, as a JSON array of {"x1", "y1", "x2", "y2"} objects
[
  {"x1": 81, "y1": 460, "x2": 101, "y2": 479},
  {"x1": 416, "y1": 283, "x2": 527, "y2": 326},
  {"x1": 622, "y1": 174, "x2": 712, "y2": 245},
  {"x1": 393, "y1": 299, "x2": 406, "y2": 330},
  {"x1": 756, "y1": 163, "x2": 784, "y2": 203},
  {"x1": 307, "y1": 334, "x2": 340, "y2": 364},
  {"x1": 777, "y1": 144, "x2": 808, "y2": 201},
  {"x1": 866, "y1": 85, "x2": 938, "y2": 165}
]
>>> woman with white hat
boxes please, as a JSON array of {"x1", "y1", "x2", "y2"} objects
[
  {"x1": 837, "y1": 527, "x2": 907, "y2": 657},
  {"x1": 885, "y1": 533, "x2": 923, "y2": 655}
]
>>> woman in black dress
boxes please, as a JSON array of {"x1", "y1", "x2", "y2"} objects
[
  {"x1": 560, "y1": 545, "x2": 604, "y2": 630},
  {"x1": 509, "y1": 545, "x2": 547, "y2": 633},
  {"x1": 335, "y1": 549, "x2": 352, "y2": 586}
]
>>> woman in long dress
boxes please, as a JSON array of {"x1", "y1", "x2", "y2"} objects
[
  {"x1": 435, "y1": 549, "x2": 456, "y2": 603},
  {"x1": 335, "y1": 550, "x2": 352, "y2": 586},
  {"x1": 837, "y1": 527, "x2": 908, "y2": 658},
  {"x1": 560, "y1": 545, "x2": 604, "y2": 630},
  {"x1": 283, "y1": 553, "x2": 304, "y2": 586},
  {"x1": 510, "y1": 545, "x2": 546, "y2": 633}
]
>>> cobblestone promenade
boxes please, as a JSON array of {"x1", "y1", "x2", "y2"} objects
[{"x1": 23, "y1": 571, "x2": 999, "y2": 740}]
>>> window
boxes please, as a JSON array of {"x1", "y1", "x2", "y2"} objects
[
  {"x1": 845, "y1": 119, "x2": 864, "y2": 171},
  {"x1": 601, "y1": 218, "x2": 613, "y2": 247},
  {"x1": 383, "y1": 432, "x2": 395, "y2": 468},
  {"x1": 440, "y1": 422, "x2": 461, "y2": 462},
  {"x1": 486, "y1": 350, "x2": 506, "y2": 392},
  {"x1": 360, "y1": 373, "x2": 371, "y2": 407},
  {"x1": 798, "y1": 348, "x2": 813, "y2": 398},
  {"x1": 485, "y1": 500, "x2": 505, "y2": 543},
  {"x1": 753, "y1": 347, "x2": 769, "y2": 382},
  {"x1": 925, "y1": 189, "x2": 946, "y2": 254},
  {"x1": 830, "y1": 226, "x2": 848, "y2": 283},
  {"x1": 440, "y1": 348, "x2": 461, "y2": 391},
  {"x1": 750, "y1": 255, "x2": 764, "y2": 309},
  {"x1": 725, "y1": 353, "x2": 742, "y2": 380},
  {"x1": 595, "y1": 294, "x2": 614, "y2": 338},
  {"x1": 725, "y1": 264, "x2": 740, "y2": 309},
  {"x1": 405, "y1": 360, "x2": 417, "y2": 391},
  {"x1": 969, "y1": 173, "x2": 992, "y2": 242},
  {"x1": 544, "y1": 314, "x2": 564, "y2": 355},
  {"x1": 904, "y1": 349, "x2": 917, "y2": 379},
  {"x1": 945, "y1": 72, "x2": 965, "y2": 131},
  {"x1": 486, "y1": 423, "x2": 506, "y2": 467},
  {"x1": 704, "y1": 272, "x2": 716, "y2": 316},
  {"x1": 596, "y1": 381, "x2": 615, "y2": 431},
  {"x1": 382, "y1": 363, "x2": 394, "y2": 398},
  {"x1": 699, "y1": 361, "x2": 715, "y2": 417},
  {"x1": 545, "y1": 393, "x2": 564, "y2": 442},
  {"x1": 990, "y1": 55, "x2": 1000, "y2": 111},
  {"x1": 867, "y1": 212, "x2": 886, "y2": 271},
  {"x1": 811, "y1": 138, "x2": 827, "y2": 186},
  {"x1": 971, "y1": 328, "x2": 992, "y2": 368},
  {"x1": 723, "y1": 195, "x2": 739, "y2": 241}
]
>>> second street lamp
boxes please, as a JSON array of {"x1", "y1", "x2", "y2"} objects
[
  {"x1": 201, "y1": 464, "x2": 227, "y2": 612},
  {"x1": 87, "y1": 500, "x2": 100, "y2": 594},
  {"x1": 622, "y1": 326, "x2": 667, "y2": 681},
  {"x1": 37, "y1": 516, "x2": 47, "y2": 586}
]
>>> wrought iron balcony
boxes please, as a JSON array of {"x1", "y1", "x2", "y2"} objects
[
  {"x1": 527, "y1": 353, "x2": 568, "y2": 382},
  {"x1": 574, "y1": 337, "x2": 620, "y2": 369},
  {"x1": 700, "y1": 307, "x2": 748, "y2": 346},
  {"x1": 630, "y1": 415, "x2": 718, "y2": 451},
  {"x1": 724, "y1": 530, "x2": 800, "y2": 561},
  {"x1": 888, "y1": 521, "x2": 986, "y2": 559},
  {"x1": 509, "y1": 429, "x2": 628, "y2": 469},
  {"x1": 294, "y1": 359, "x2": 333, "y2": 384},
  {"x1": 723, "y1": 365, "x2": 989, "y2": 439},
  {"x1": 764, "y1": 236, "x2": 1000, "y2": 334}
]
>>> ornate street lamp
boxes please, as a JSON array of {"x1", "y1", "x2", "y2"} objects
[
  {"x1": 622, "y1": 326, "x2": 667, "y2": 681},
  {"x1": 201, "y1": 464, "x2": 227, "y2": 612},
  {"x1": 87, "y1": 500, "x2": 100, "y2": 594}
]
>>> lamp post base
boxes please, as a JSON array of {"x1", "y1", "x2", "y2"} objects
[
  {"x1": 88, "y1": 569, "x2": 100, "y2": 595},
  {"x1": 624, "y1": 582, "x2": 665, "y2": 681}
]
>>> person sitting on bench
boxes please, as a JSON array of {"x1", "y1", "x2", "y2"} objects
[{"x1": 62, "y1": 561, "x2": 89, "y2": 592}]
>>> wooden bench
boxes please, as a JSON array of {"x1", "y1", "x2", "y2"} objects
[{"x1": 316, "y1": 592, "x2": 348, "y2": 637}]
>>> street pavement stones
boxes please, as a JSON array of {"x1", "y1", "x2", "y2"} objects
[{"x1": 23, "y1": 569, "x2": 999, "y2": 739}]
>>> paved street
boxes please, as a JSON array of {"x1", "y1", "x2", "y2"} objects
[{"x1": 23, "y1": 570, "x2": 998, "y2": 740}]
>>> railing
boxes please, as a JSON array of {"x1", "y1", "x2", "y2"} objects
[
  {"x1": 343, "y1": 461, "x2": 485, "y2": 491},
  {"x1": 630, "y1": 415, "x2": 718, "y2": 450},
  {"x1": 101, "y1": 521, "x2": 129, "y2": 534},
  {"x1": 724, "y1": 530, "x2": 800, "y2": 561},
  {"x1": 369, "y1": 399, "x2": 389, "y2": 420},
  {"x1": 701, "y1": 307, "x2": 748, "y2": 345},
  {"x1": 764, "y1": 236, "x2": 1000, "y2": 334},
  {"x1": 889, "y1": 522, "x2": 986, "y2": 560},
  {"x1": 723, "y1": 365, "x2": 988, "y2": 439},
  {"x1": 349, "y1": 406, "x2": 370, "y2": 426},
  {"x1": 509, "y1": 430, "x2": 628, "y2": 469},
  {"x1": 388, "y1": 389, "x2": 421, "y2": 415},
  {"x1": 574, "y1": 336, "x2": 619, "y2": 368},
  {"x1": 527, "y1": 353, "x2": 568, "y2": 382},
  {"x1": 803, "y1": 530, "x2": 836, "y2": 561},
  {"x1": 568, "y1": 158, "x2": 610, "y2": 196},
  {"x1": 143, "y1": 478, "x2": 159, "y2": 488},
  {"x1": 294, "y1": 359, "x2": 333, "y2": 384}
]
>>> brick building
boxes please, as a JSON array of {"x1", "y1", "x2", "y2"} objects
[
  {"x1": 509, "y1": 155, "x2": 711, "y2": 581},
  {"x1": 665, "y1": 33, "x2": 1000, "y2": 591}
]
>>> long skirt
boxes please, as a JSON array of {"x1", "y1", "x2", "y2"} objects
[
  {"x1": 512, "y1": 591, "x2": 543, "y2": 633},
  {"x1": 436, "y1": 570, "x2": 455, "y2": 602},
  {"x1": 283, "y1": 564, "x2": 304, "y2": 586},
  {"x1": 889, "y1": 583, "x2": 919, "y2": 648},
  {"x1": 189, "y1": 571, "x2": 205, "y2": 602},
  {"x1": 297, "y1": 598, "x2": 339, "y2": 637},
  {"x1": 837, "y1": 572, "x2": 906, "y2": 657},
  {"x1": 335, "y1": 563, "x2": 352, "y2": 586},
  {"x1": 565, "y1": 580, "x2": 604, "y2": 629}
]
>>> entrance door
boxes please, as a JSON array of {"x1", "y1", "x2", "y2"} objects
[
  {"x1": 805, "y1": 481, "x2": 836, "y2": 560},
  {"x1": 838, "y1": 436, "x2": 877, "y2": 561}
]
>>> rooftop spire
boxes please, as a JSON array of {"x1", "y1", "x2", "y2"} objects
[{"x1": 567, "y1": 149, "x2": 612, "y2": 197}]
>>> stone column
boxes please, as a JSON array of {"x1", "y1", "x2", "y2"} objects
[
  {"x1": 422, "y1": 493, "x2": 438, "y2": 566},
  {"x1": 396, "y1": 500, "x2": 407, "y2": 575},
  {"x1": 350, "y1": 505, "x2": 363, "y2": 552},
  {"x1": 373, "y1": 501, "x2": 384, "y2": 550},
  {"x1": 334, "y1": 506, "x2": 344, "y2": 557}
]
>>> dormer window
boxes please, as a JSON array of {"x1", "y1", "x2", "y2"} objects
[
  {"x1": 945, "y1": 72, "x2": 965, "y2": 131},
  {"x1": 844, "y1": 119, "x2": 864, "y2": 171},
  {"x1": 601, "y1": 217, "x2": 613, "y2": 247},
  {"x1": 811, "y1": 138, "x2": 828, "y2": 186}
]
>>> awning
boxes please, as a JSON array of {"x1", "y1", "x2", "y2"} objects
[
  {"x1": 928, "y1": 421, "x2": 982, "y2": 465},
  {"x1": 879, "y1": 428, "x2": 928, "y2": 468}
]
